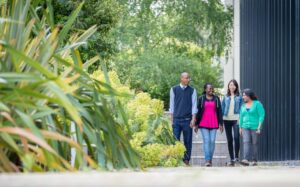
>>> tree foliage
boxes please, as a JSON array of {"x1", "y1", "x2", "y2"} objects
[
  {"x1": 110, "y1": 0, "x2": 231, "y2": 105},
  {"x1": 114, "y1": 0, "x2": 233, "y2": 55},
  {"x1": 49, "y1": 0, "x2": 122, "y2": 63},
  {"x1": 111, "y1": 39, "x2": 222, "y2": 106},
  {"x1": 37, "y1": 1, "x2": 232, "y2": 104}
]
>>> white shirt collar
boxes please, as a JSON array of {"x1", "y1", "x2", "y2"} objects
[{"x1": 180, "y1": 83, "x2": 188, "y2": 89}]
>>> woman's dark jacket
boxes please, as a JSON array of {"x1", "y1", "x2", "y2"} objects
[{"x1": 195, "y1": 94, "x2": 224, "y2": 128}]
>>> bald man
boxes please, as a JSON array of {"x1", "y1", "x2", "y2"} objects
[{"x1": 169, "y1": 72, "x2": 197, "y2": 166}]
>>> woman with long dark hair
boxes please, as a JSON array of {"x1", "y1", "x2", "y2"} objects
[
  {"x1": 221, "y1": 79, "x2": 243, "y2": 166},
  {"x1": 240, "y1": 89, "x2": 265, "y2": 166},
  {"x1": 195, "y1": 83, "x2": 223, "y2": 167}
]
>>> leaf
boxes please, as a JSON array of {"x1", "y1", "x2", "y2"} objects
[
  {"x1": 40, "y1": 130, "x2": 98, "y2": 168},
  {"x1": 0, "y1": 112, "x2": 16, "y2": 125},
  {"x1": 58, "y1": 2, "x2": 84, "y2": 43},
  {"x1": 45, "y1": 0, "x2": 55, "y2": 29},
  {"x1": 15, "y1": 110, "x2": 44, "y2": 140},
  {"x1": 83, "y1": 56, "x2": 100, "y2": 69},
  {"x1": 2, "y1": 44, "x2": 56, "y2": 78},
  {"x1": 46, "y1": 82, "x2": 83, "y2": 130},
  {"x1": 0, "y1": 149, "x2": 19, "y2": 172},
  {"x1": 0, "y1": 132, "x2": 20, "y2": 152},
  {"x1": 41, "y1": 130, "x2": 80, "y2": 149},
  {"x1": 74, "y1": 25, "x2": 97, "y2": 44},
  {"x1": 0, "y1": 127, "x2": 56, "y2": 154},
  {"x1": 0, "y1": 102, "x2": 10, "y2": 112},
  {"x1": 56, "y1": 42, "x2": 87, "y2": 53},
  {"x1": 0, "y1": 73, "x2": 42, "y2": 82}
]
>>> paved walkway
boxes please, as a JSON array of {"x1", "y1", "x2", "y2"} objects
[{"x1": 1, "y1": 166, "x2": 300, "y2": 187}]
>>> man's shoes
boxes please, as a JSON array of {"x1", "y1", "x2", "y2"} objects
[
  {"x1": 240, "y1": 159, "x2": 250, "y2": 166},
  {"x1": 184, "y1": 160, "x2": 190, "y2": 166}
]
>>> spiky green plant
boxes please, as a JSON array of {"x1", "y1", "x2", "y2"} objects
[{"x1": 0, "y1": 0, "x2": 139, "y2": 172}]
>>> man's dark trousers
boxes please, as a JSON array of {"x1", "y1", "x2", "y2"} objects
[{"x1": 172, "y1": 118, "x2": 193, "y2": 162}]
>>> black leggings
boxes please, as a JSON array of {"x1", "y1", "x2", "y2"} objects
[{"x1": 224, "y1": 120, "x2": 240, "y2": 160}]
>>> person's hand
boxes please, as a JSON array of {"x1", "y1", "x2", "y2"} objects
[
  {"x1": 219, "y1": 125, "x2": 224, "y2": 134},
  {"x1": 190, "y1": 119, "x2": 195, "y2": 128},
  {"x1": 194, "y1": 126, "x2": 199, "y2": 133},
  {"x1": 240, "y1": 128, "x2": 243, "y2": 136},
  {"x1": 256, "y1": 124, "x2": 262, "y2": 134}
]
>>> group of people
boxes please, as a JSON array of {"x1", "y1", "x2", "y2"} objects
[{"x1": 169, "y1": 72, "x2": 265, "y2": 167}]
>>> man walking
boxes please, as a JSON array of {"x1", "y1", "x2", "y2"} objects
[{"x1": 169, "y1": 72, "x2": 197, "y2": 166}]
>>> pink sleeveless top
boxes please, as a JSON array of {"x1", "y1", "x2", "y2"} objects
[{"x1": 199, "y1": 100, "x2": 219, "y2": 129}]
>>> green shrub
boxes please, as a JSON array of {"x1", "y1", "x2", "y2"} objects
[{"x1": 91, "y1": 70, "x2": 186, "y2": 168}]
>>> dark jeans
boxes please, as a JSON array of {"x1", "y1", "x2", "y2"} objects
[
  {"x1": 242, "y1": 128, "x2": 259, "y2": 161},
  {"x1": 172, "y1": 118, "x2": 192, "y2": 161},
  {"x1": 224, "y1": 120, "x2": 240, "y2": 160}
]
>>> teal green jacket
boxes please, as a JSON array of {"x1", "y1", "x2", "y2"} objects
[{"x1": 239, "y1": 100, "x2": 265, "y2": 130}]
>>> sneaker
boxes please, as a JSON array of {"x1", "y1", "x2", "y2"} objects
[
  {"x1": 252, "y1": 161, "x2": 258, "y2": 166},
  {"x1": 227, "y1": 160, "x2": 235, "y2": 167},
  {"x1": 235, "y1": 158, "x2": 240, "y2": 162},
  {"x1": 240, "y1": 159, "x2": 250, "y2": 166},
  {"x1": 205, "y1": 161, "x2": 212, "y2": 167}
]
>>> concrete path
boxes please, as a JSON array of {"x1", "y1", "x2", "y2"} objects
[{"x1": 1, "y1": 166, "x2": 300, "y2": 187}]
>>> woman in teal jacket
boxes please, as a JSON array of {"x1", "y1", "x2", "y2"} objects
[{"x1": 240, "y1": 89, "x2": 265, "y2": 166}]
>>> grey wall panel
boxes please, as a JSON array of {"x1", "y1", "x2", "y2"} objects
[
  {"x1": 295, "y1": 0, "x2": 300, "y2": 159},
  {"x1": 240, "y1": 0, "x2": 299, "y2": 161}
]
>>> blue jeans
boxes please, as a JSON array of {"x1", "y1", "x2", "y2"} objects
[
  {"x1": 172, "y1": 118, "x2": 193, "y2": 161},
  {"x1": 200, "y1": 128, "x2": 217, "y2": 161},
  {"x1": 242, "y1": 128, "x2": 259, "y2": 161}
]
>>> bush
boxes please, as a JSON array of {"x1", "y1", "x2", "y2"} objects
[
  {"x1": 132, "y1": 142, "x2": 186, "y2": 168},
  {"x1": 91, "y1": 70, "x2": 185, "y2": 168}
]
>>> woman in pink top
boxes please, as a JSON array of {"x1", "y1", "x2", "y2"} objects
[{"x1": 195, "y1": 83, "x2": 224, "y2": 167}]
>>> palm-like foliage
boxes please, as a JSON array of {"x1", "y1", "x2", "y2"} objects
[{"x1": 0, "y1": 0, "x2": 139, "y2": 172}]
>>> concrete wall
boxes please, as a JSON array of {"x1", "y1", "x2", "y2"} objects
[
  {"x1": 222, "y1": 0, "x2": 240, "y2": 93},
  {"x1": 233, "y1": 0, "x2": 240, "y2": 83}
]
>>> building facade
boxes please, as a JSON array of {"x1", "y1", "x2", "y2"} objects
[{"x1": 239, "y1": 0, "x2": 300, "y2": 160}]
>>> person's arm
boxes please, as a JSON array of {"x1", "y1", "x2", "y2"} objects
[
  {"x1": 217, "y1": 97, "x2": 224, "y2": 133},
  {"x1": 239, "y1": 96, "x2": 243, "y2": 110},
  {"x1": 239, "y1": 105, "x2": 244, "y2": 135},
  {"x1": 169, "y1": 88, "x2": 175, "y2": 124},
  {"x1": 217, "y1": 97, "x2": 224, "y2": 125},
  {"x1": 190, "y1": 89, "x2": 198, "y2": 128},
  {"x1": 239, "y1": 105, "x2": 244, "y2": 127},
  {"x1": 194, "y1": 97, "x2": 202, "y2": 133},
  {"x1": 237, "y1": 96, "x2": 243, "y2": 125},
  {"x1": 257, "y1": 101, "x2": 266, "y2": 132},
  {"x1": 221, "y1": 95, "x2": 225, "y2": 116}
]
